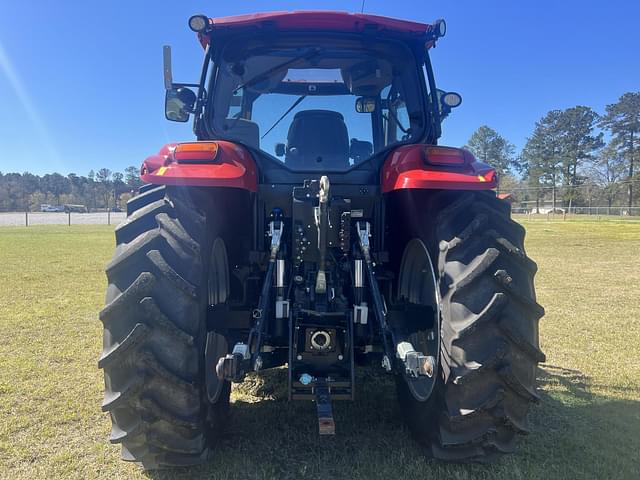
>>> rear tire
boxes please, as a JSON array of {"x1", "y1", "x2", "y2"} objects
[
  {"x1": 396, "y1": 190, "x2": 545, "y2": 461},
  {"x1": 99, "y1": 185, "x2": 230, "y2": 469}
]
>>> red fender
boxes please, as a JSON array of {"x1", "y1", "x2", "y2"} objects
[
  {"x1": 140, "y1": 141, "x2": 258, "y2": 192},
  {"x1": 381, "y1": 145, "x2": 497, "y2": 193}
]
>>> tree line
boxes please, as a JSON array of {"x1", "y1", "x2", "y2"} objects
[
  {"x1": 464, "y1": 92, "x2": 639, "y2": 212},
  {"x1": 1, "y1": 92, "x2": 637, "y2": 213},
  {"x1": 0, "y1": 167, "x2": 143, "y2": 212}
]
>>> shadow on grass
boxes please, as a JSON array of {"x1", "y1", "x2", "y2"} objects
[{"x1": 146, "y1": 366, "x2": 640, "y2": 480}]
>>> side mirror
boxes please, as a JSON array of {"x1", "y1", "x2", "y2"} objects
[
  {"x1": 436, "y1": 89, "x2": 462, "y2": 120},
  {"x1": 275, "y1": 143, "x2": 286, "y2": 157},
  {"x1": 349, "y1": 139, "x2": 373, "y2": 161},
  {"x1": 355, "y1": 96, "x2": 377, "y2": 113},
  {"x1": 165, "y1": 87, "x2": 197, "y2": 122}
]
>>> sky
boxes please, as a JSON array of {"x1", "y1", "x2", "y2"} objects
[{"x1": 0, "y1": 0, "x2": 638, "y2": 176}]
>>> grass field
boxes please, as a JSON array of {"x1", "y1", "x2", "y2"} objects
[{"x1": 1, "y1": 218, "x2": 639, "y2": 479}]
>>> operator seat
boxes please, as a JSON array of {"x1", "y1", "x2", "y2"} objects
[{"x1": 285, "y1": 110, "x2": 350, "y2": 169}]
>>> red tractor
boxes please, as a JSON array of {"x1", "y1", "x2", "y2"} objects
[{"x1": 100, "y1": 11, "x2": 544, "y2": 469}]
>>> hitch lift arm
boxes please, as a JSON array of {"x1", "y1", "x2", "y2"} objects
[
  {"x1": 217, "y1": 218, "x2": 284, "y2": 382},
  {"x1": 355, "y1": 222, "x2": 396, "y2": 370},
  {"x1": 356, "y1": 221, "x2": 435, "y2": 377}
]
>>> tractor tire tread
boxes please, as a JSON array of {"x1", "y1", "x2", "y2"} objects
[
  {"x1": 100, "y1": 185, "x2": 227, "y2": 468},
  {"x1": 399, "y1": 190, "x2": 544, "y2": 462}
]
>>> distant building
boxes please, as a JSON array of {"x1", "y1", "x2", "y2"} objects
[{"x1": 517, "y1": 200, "x2": 565, "y2": 214}]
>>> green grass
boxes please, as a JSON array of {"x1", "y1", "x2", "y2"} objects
[{"x1": 0, "y1": 221, "x2": 639, "y2": 479}]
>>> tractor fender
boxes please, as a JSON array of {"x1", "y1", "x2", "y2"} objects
[
  {"x1": 381, "y1": 144, "x2": 497, "y2": 193},
  {"x1": 140, "y1": 141, "x2": 258, "y2": 192}
]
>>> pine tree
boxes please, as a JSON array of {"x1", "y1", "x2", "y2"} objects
[
  {"x1": 464, "y1": 125, "x2": 516, "y2": 176},
  {"x1": 599, "y1": 92, "x2": 640, "y2": 210}
]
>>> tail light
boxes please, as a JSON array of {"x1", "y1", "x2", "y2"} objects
[
  {"x1": 174, "y1": 142, "x2": 219, "y2": 163},
  {"x1": 423, "y1": 146, "x2": 470, "y2": 166}
]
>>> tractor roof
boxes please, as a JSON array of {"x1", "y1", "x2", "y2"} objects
[{"x1": 199, "y1": 11, "x2": 434, "y2": 48}]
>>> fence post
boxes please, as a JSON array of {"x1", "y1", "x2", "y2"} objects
[
  {"x1": 68, "y1": 211, "x2": 71, "y2": 226},
  {"x1": 25, "y1": 211, "x2": 28, "y2": 227},
  {"x1": 108, "y1": 209, "x2": 111, "y2": 225}
]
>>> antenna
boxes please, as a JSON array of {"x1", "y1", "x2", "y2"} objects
[{"x1": 360, "y1": 0, "x2": 366, "y2": 13}]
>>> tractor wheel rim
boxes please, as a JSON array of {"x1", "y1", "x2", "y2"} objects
[
  {"x1": 397, "y1": 238, "x2": 441, "y2": 401},
  {"x1": 208, "y1": 237, "x2": 229, "y2": 306},
  {"x1": 397, "y1": 238, "x2": 438, "y2": 309}
]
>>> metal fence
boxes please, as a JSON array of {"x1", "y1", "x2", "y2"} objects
[
  {"x1": 2, "y1": 206, "x2": 639, "y2": 227},
  {"x1": 511, "y1": 206, "x2": 640, "y2": 217},
  {"x1": 0, "y1": 211, "x2": 127, "y2": 227}
]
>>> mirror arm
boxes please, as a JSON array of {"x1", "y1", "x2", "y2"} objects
[
  {"x1": 163, "y1": 46, "x2": 173, "y2": 90},
  {"x1": 163, "y1": 46, "x2": 199, "y2": 89}
]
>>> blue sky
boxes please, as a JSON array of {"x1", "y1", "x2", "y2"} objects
[{"x1": 0, "y1": 1, "x2": 638, "y2": 175}]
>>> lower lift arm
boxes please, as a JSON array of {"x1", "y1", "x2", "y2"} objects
[
  {"x1": 216, "y1": 218, "x2": 284, "y2": 382},
  {"x1": 356, "y1": 221, "x2": 435, "y2": 378}
]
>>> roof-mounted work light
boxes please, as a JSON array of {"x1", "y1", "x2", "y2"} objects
[
  {"x1": 188, "y1": 14, "x2": 209, "y2": 33},
  {"x1": 433, "y1": 19, "x2": 446, "y2": 38},
  {"x1": 442, "y1": 92, "x2": 462, "y2": 108}
]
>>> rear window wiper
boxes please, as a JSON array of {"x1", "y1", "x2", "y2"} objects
[
  {"x1": 261, "y1": 95, "x2": 307, "y2": 139},
  {"x1": 233, "y1": 47, "x2": 323, "y2": 94}
]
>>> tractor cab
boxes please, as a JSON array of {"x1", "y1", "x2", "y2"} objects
[
  {"x1": 206, "y1": 39, "x2": 423, "y2": 172},
  {"x1": 163, "y1": 11, "x2": 461, "y2": 179}
]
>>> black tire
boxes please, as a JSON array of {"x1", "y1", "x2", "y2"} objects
[
  {"x1": 396, "y1": 190, "x2": 545, "y2": 461},
  {"x1": 99, "y1": 185, "x2": 230, "y2": 469}
]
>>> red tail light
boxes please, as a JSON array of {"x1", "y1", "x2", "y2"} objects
[
  {"x1": 174, "y1": 142, "x2": 219, "y2": 163},
  {"x1": 423, "y1": 146, "x2": 469, "y2": 166}
]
